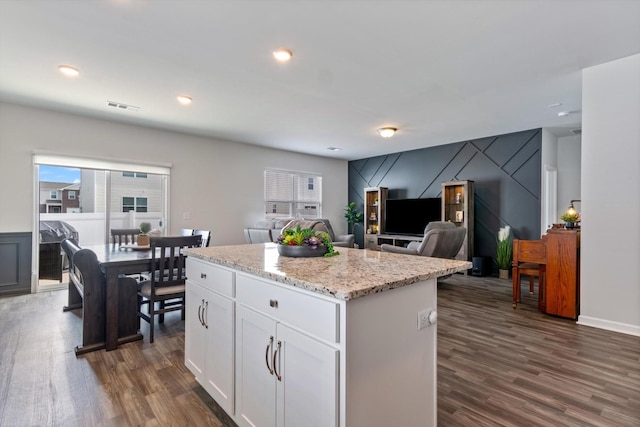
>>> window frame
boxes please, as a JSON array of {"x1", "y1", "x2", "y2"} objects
[{"x1": 264, "y1": 169, "x2": 322, "y2": 219}]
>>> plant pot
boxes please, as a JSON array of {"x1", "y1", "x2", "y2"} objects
[
  {"x1": 137, "y1": 235, "x2": 150, "y2": 246},
  {"x1": 565, "y1": 222, "x2": 575, "y2": 229},
  {"x1": 277, "y1": 244, "x2": 328, "y2": 258},
  {"x1": 498, "y1": 269, "x2": 509, "y2": 280}
]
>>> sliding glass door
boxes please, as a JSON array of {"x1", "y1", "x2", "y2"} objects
[{"x1": 34, "y1": 155, "x2": 170, "y2": 291}]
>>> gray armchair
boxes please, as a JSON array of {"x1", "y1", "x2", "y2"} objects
[{"x1": 380, "y1": 221, "x2": 465, "y2": 259}]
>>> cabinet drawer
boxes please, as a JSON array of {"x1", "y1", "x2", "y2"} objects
[
  {"x1": 186, "y1": 258, "x2": 235, "y2": 298},
  {"x1": 236, "y1": 273, "x2": 339, "y2": 343}
]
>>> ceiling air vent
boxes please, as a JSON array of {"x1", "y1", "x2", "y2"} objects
[
  {"x1": 106, "y1": 101, "x2": 140, "y2": 112},
  {"x1": 570, "y1": 128, "x2": 582, "y2": 135}
]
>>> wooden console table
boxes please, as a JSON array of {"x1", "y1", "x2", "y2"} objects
[{"x1": 544, "y1": 229, "x2": 580, "y2": 319}]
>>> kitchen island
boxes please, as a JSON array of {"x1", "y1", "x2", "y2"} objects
[{"x1": 183, "y1": 243, "x2": 471, "y2": 427}]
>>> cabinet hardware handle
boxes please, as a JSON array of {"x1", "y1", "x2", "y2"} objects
[
  {"x1": 197, "y1": 300, "x2": 204, "y2": 326},
  {"x1": 273, "y1": 340, "x2": 282, "y2": 381},
  {"x1": 265, "y1": 336, "x2": 274, "y2": 374},
  {"x1": 201, "y1": 273, "x2": 207, "y2": 279},
  {"x1": 269, "y1": 299, "x2": 278, "y2": 308},
  {"x1": 204, "y1": 301, "x2": 209, "y2": 329}
]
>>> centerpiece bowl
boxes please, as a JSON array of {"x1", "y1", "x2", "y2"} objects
[{"x1": 277, "y1": 244, "x2": 328, "y2": 257}]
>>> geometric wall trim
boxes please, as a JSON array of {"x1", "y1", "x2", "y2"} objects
[{"x1": 348, "y1": 129, "x2": 542, "y2": 261}]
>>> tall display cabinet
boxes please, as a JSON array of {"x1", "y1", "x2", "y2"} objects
[
  {"x1": 441, "y1": 180, "x2": 474, "y2": 261},
  {"x1": 363, "y1": 187, "x2": 388, "y2": 250}
]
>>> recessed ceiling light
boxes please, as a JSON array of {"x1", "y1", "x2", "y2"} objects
[
  {"x1": 377, "y1": 127, "x2": 397, "y2": 138},
  {"x1": 557, "y1": 111, "x2": 570, "y2": 117},
  {"x1": 58, "y1": 65, "x2": 79, "y2": 77},
  {"x1": 177, "y1": 95, "x2": 193, "y2": 105},
  {"x1": 548, "y1": 103, "x2": 562, "y2": 108},
  {"x1": 326, "y1": 146, "x2": 342, "y2": 151},
  {"x1": 273, "y1": 48, "x2": 293, "y2": 62}
]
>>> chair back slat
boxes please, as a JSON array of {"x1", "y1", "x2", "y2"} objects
[
  {"x1": 111, "y1": 228, "x2": 139, "y2": 246},
  {"x1": 513, "y1": 239, "x2": 547, "y2": 265}
]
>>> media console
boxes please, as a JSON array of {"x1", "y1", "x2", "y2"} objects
[{"x1": 373, "y1": 234, "x2": 422, "y2": 250}]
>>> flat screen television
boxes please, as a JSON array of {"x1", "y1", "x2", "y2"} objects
[{"x1": 385, "y1": 198, "x2": 442, "y2": 236}]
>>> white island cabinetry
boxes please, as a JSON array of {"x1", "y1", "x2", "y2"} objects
[
  {"x1": 184, "y1": 258, "x2": 235, "y2": 415},
  {"x1": 184, "y1": 243, "x2": 472, "y2": 427}
]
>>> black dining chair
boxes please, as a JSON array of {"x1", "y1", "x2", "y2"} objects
[
  {"x1": 136, "y1": 235, "x2": 202, "y2": 343},
  {"x1": 194, "y1": 229, "x2": 211, "y2": 247},
  {"x1": 110, "y1": 228, "x2": 139, "y2": 248}
]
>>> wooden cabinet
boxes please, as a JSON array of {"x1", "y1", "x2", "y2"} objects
[
  {"x1": 235, "y1": 274, "x2": 339, "y2": 427},
  {"x1": 185, "y1": 259, "x2": 235, "y2": 415},
  {"x1": 363, "y1": 187, "x2": 388, "y2": 250},
  {"x1": 441, "y1": 180, "x2": 474, "y2": 261},
  {"x1": 543, "y1": 229, "x2": 580, "y2": 319}
]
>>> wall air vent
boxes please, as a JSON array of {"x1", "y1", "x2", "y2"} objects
[
  {"x1": 106, "y1": 101, "x2": 140, "y2": 112},
  {"x1": 570, "y1": 128, "x2": 582, "y2": 135}
]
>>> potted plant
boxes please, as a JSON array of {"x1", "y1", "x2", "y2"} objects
[
  {"x1": 276, "y1": 225, "x2": 339, "y2": 257},
  {"x1": 496, "y1": 225, "x2": 512, "y2": 279},
  {"x1": 560, "y1": 213, "x2": 580, "y2": 229},
  {"x1": 138, "y1": 222, "x2": 152, "y2": 246},
  {"x1": 344, "y1": 202, "x2": 364, "y2": 235}
]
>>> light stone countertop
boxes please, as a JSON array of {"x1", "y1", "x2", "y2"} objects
[{"x1": 184, "y1": 243, "x2": 472, "y2": 301}]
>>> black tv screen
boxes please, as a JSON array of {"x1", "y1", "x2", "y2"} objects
[{"x1": 385, "y1": 198, "x2": 442, "y2": 236}]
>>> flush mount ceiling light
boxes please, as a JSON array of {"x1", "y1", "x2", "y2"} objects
[
  {"x1": 557, "y1": 111, "x2": 571, "y2": 117},
  {"x1": 377, "y1": 127, "x2": 397, "y2": 138},
  {"x1": 58, "y1": 65, "x2": 80, "y2": 77},
  {"x1": 177, "y1": 95, "x2": 193, "y2": 105},
  {"x1": 273, "y1": 48, "x2": 293, "y2": 62},
  {"x1": 326, "y1": 146, "x2": 342, "y2": 151}
]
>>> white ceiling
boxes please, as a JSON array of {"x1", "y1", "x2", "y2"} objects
[{"x1": 1, "y1": 0, "x2": 639, "y2": 160}]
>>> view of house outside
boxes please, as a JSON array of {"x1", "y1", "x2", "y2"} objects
[{"x1": 38, "y1": 165, "x2": 165, "y2": 245}]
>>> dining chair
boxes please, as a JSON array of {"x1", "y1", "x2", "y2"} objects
[
  {"x1": 179, "y1": 228, "x2": 194, "y2": 236},
  {"x1": 110, "y1": 228, "x2": 139, "y2": 247},
  {"x1": 512, "y1": 238, "x2": 547, "y2": 310},
  {"x1": 136, "y1": 234, "x2": 202, "y2": 343},
  {"x1": 194, "y1": 229, "x2": 211, "y2": 247}
]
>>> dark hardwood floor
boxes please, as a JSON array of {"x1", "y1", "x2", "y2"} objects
[{"x1": 0, "y1": 275, "x2": 638, "y2": 426}]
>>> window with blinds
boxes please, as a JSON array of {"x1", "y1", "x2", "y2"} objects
[{"x1": 264, "y1": 169, "x2": 322, "y2": 219}]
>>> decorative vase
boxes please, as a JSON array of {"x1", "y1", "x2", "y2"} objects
[
  {"x1": 565, "y1": 222, "x2": 575, "y2": 229},
  {"x1": 498, "y1": 269, "x2": 509, "y2": 279},
  {"x1": 277, "y1": 244, "x2": 328, "y2": 257},
  {"x1": 137, "y1": 235, "x2": 150, "y2": 246}
]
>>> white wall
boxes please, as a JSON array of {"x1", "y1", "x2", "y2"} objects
[
  {"x1": 0, "y1": 103, "x2": 349, "y2": 247},
  {"x1": 540, "y1": 128, "x2": 558, "y2": 233},
  {"x1": 579, "y1": 54, "x2": 640, "y2": 336},
  {"x1": 557, "y1": 134, "x2": 582, "y2": 219}
]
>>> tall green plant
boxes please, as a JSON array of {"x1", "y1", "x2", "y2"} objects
[
  {"x1": 496, "y1": 225, "x2": 512, "y2": 270},
  {"x1": 344, "y1": 202, "x2": 363, "y2": 234}
]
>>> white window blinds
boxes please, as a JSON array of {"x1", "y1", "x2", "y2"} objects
[{"x1": 264, "y1": 169, "x2": 322, "y2": 219}]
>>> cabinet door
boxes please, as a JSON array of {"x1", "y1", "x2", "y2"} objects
[
  {"x1": 203, "y1": 290, "x2": 235, "y2": 415},
  {"x1": 185, "y1": 281, "x2": 207, "y2": 379},
  {"x1": 236, "y1": 305, "x2": 278, "y2": 427},
  {"x1": 276, "y1": 324, "x2": 339, "y2": 427}
]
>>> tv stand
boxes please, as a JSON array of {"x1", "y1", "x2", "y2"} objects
[{"x1": 375, "y1": 234, "x2": 423, "y2": 250}]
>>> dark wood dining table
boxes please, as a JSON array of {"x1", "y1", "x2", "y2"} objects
[{"x1": 82, "y1": 244, "x2": 157, "y2": 351}]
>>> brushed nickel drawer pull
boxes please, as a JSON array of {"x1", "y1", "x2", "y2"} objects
[
  {"x1": 200, "y1": 272, "x2": 207, "y2": 279},
  {"x1": 265, "y1": 336, "x2": 274, "y2": 374}
]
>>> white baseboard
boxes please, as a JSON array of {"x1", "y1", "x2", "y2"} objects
[{"x1": 577, "y1": 315, "x2": 640, "y2": 337}]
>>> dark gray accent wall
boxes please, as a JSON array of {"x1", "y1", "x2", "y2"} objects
[
  {"x1": 348, "y1": 129, "x2": 542, "y2": 262},
  {"x1": 0, "y1": 232, "x2": 32, "y2": 296}
]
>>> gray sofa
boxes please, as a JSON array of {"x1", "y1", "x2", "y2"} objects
[{"x1": 244, "y1": 218, "x2": 355, "y2": 248}]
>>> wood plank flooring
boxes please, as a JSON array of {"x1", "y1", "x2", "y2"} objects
[{"x1": 0, "y1": 275, "x2": 638, "y2": 426}]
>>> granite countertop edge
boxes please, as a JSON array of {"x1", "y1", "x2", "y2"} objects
[{"x1": 185, "y1": 245, "x2": 472, "y2": 301}]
